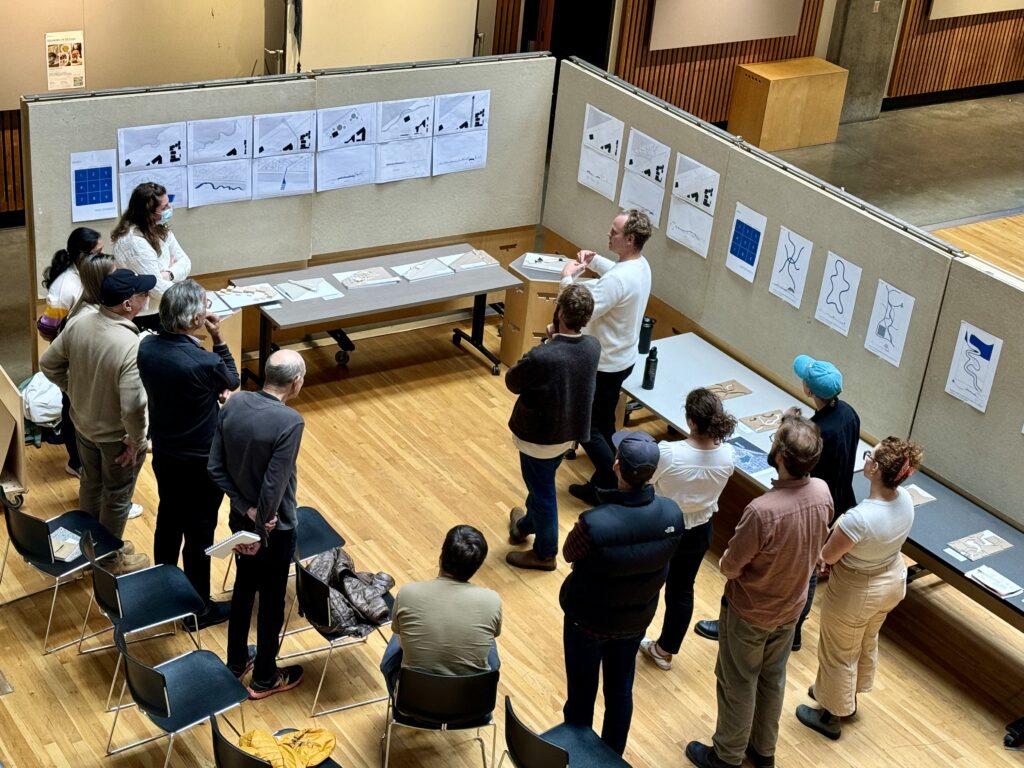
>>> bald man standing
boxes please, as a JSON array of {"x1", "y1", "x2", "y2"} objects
[{"x1": 208, "y1": 349, "x2": 307, "y2": 699}]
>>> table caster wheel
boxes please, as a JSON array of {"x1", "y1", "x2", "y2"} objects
[
  {"x1": 491, "y1": 364, "x2": 501, "y2": 375},
  {"x1": 335, "y1": 350, "x2": 350, "y2": 366}
]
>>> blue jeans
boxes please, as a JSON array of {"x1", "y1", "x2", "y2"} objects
[
  {"x1": 379, "y1": 634, "x2": 501, "y2": 697},
  {"x1": 516, "y1": 452, "x2": 565, "y2": 558},
  {"x1": 562, "y1": 616, "x2": 642, "y2": 755}
]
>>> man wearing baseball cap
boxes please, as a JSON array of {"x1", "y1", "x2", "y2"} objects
[
  {"x1": 41, "y1": 268, "x2": 156, "y2": 573},
  {"x1": 559, "y1": 429, "x2": 683, "y2": 755}
]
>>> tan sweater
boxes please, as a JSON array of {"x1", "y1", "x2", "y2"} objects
[{"x1": 40, "y1": 306, "x2": 148, "y2": 449}]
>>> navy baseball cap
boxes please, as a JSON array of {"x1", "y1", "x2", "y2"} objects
[
  {"x1": 793, "y1": 354, "x2": 843, "y2": 400},
  {"x1": 100, "y1": 269, "x2": 157, "y2": 307},
  {"x1": 612, "y1": 430, "x2": 660, "y2": 484}
]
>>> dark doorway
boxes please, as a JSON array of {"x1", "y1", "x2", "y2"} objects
[{"x1": 521, "y1": 0, "x2": 616, "y2": 69}]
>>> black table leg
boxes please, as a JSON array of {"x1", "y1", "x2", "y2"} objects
[
  {"x1": 452, "y1": 293, "x2": 502, "y2": 375},
  {"x1": 247, "y1": 311, "x2": 273, "y2": 387}
]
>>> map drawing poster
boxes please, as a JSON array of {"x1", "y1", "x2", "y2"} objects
[
  {"x1": 864, "y1": 280, "x2": 916, "y2": 367},
  {"x1": 945, "y1": 321, "x2": 1003, "y2": 413},
  {"x1": 118, "y1": 122, "x2": 186, "y2": 169},
  {"x1": 767, "y1": 226, "x2": 813, "y2": 309},
  {"x1": 814, "y1": 251, "x2": 863, "y2": 336},
  {"x1": 577, "y1": 104, "x2": 623, "y2": 200}
]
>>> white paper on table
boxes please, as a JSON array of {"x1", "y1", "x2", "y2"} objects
[
  {"x1": 317, "y1": 102, "x2": 377, "y2": 151},
  {"x1": 768, "y1": 226, "x2": 813, "y2": 309},
  {"x1": 623, "y1": 129, "x2": 670, "y2": 187},
  {"x1": 70, "y1": 149, "x2": 119, "y2": 223},
  {"x1": 619, "y1": 171, "x2": 665, "y2": 228},
  {"x1": 206, "y1": 291, "x2": 231, "y2": 314},
  {"x1": 392, "y1": 258, "x2": 455, "y2": 281},
  {"x1": 120, "y1": 167, "x2": 188, "y2": 213},
  {"x1": 581, "y1": 104, "x2": 624, "y2": 160},
  {"x1": 577, "y1": 145, "x2": 619, "y2": 200},
  {"x1": 814, "y1": 251, "x2": 863, "y2": 336},
  {"x1": 378, "y1": 97, "x2": 434, "y2": 142},
  {"x1": 253, "y1": 110, "x2": 316, "y2": 156},
  {"x1": 434, "y1": 90, "x2": 490, "y2": 134},
  {"x1": 187, "y1": 116, "x2": 253, "y2": 163},
  {"x1": 376, "y1": 138, "x2": 432, "y2": 183},
  {"x1": 725, "y1": 203, "x2": 768, "y2": 283},
  {"x1": 118, "y1": 122, "x2": 186, "y2": 169},
  {"x1": 316, "y1": 145, "x2": 375, "y2": 191},
  {"x1": 274, "y1": 278, "x2": 343, "y2": 302},
  {"x1": 945, "y1": 320, "x2": 1003, "y2": 413},
  {"x1": 672, "y1": 152, "x2": 720, "y2": 214},
  {"x1": 252, "y1": 154, "x2": 314, "y2": 199},
  {"x1": 187, "y1": 159, "x2": 252, "y2": 207},
  {"x1": 864, "y1": 280, "x2": 916, "y2": 368},
  {"x1": 666, "y1": 196, "x2": 712, "y2": 257},
  {"x1": 432, "y1": 130, "x2": 488, "y2": 176}
]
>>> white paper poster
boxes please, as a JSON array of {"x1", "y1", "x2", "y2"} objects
[
  {"x1": 619, "y1": 129, "x2": 669, "y2": 227},
  {"x1": 768, "y1": 226, "x2": 813, "y2": 309},
  {"x1": 70, "y1": 149, "x2": 118, "y2": 223},
  {"x1": 119, "y1": 167, "x2": 188, "y2": 212},
  {"x1": 254, "y1": 111, "x2": 316, "y2": 156},
  {"x1": 619, "y1": 171, "x2": 666, "y2": 228},
  {"x1": 252, "y1": 154, "x2": 314, "y2": 198},
  {"x1": 317, "y1": 103, "x2": 378, "y2": 151},
  {"x1": 376, "y1": 138, "x2": 432, "y2": 183},
  {"x1": 118, "y1": 122, "x2": 187, "y2": 169},
  {"x1": 378, "y1": 98, "x2": 434, "y2": 142},
  {"x1": 433, "y1": 130, "x2": 488, "y2": 176},
  {"x1": 45, "y1": 30, "x2": 85, "y2": 91},
  {"x1": 725, "y1": 203, "x2": 768, "y2": 282},
  {"x1": 864, "y1": 280, "x2": 915, "y2": 367},
  {"x1": 666, "y1": 196, "x2": 713, "y2": 257},
  {"x1": 187, "y1": 116, "x2": 253, "y2": 164},
  {"x1": 945, "y1": 321, "x2": 1003, "y2": 412},
  {"x1": 814, "y1": 251, "x2": 863, "y2": 336},
  {"x1": 187, "y1": 160, "x2": 252, "y2": 207},
  {"x1": 316, "y1": 145, "x2": 375, "y2": 191},
  {"x1": 434, "y1": 90, "x2": 490, "y2": 133},
  {"x1": 672, "y1": 152, "x2": 719, "y2": 215},
  {"x1": 578, "y1": 104, "x2": 624, "y2": 201}
]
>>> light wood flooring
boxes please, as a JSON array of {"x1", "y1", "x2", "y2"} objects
[
  {"x1": 934, "y1": 213, "x2": 1024, "y2": 279},
  {"x1": 1, "y1": 319, "x2": 1023, "y2": 767}
]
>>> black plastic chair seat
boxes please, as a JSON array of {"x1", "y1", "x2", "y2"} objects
[
  {"x1": 295, "y1": 506, "x2": 346, "y2": 562},
  {"x1": 112, "y1": 566, "x2": 206, "y2": 634},
  {"x1": 145, "y1": 650, "x2": 248, "y2": 733},
  {"x1": 393, "y1": 709, "x2": 493, "y2": 730},
  {"x1": 30, "y1": 511, "x2": 122, "y2": 577},
  {"x1": 540, "y1": 724, "x2": 631, "y2": 767}
]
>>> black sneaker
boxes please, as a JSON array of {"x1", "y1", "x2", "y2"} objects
[
  {"x1": 693, "y1": 619, "x2": 720, "y2": 641},
  {"x1": 568, "y1": 483, "x2": 599, "y2": 506},
  {"x1": 228, "y1": 644, "x2": 258, "y2": 678},
  {"x1": 247, "y1": 665, "x2": 304, "y2": 700},
  {"x1": 182, "y1": 600, "x2": 231, "y2": 632}
]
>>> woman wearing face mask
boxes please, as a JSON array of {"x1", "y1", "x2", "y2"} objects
[{"x1": 112, "y1": 181, "x2": 192, "y2": 332}]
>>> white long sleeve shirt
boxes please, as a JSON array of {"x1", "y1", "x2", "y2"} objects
[{"x1": 112, "y1": 227, "x2": 192, "y2": 317}]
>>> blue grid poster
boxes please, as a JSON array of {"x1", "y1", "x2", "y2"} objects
[
  {"x1": 70, "y1": 149, "x2": 118, "y2": 222},
  {"x1": 725, "y1": 202, "x2": 767, "y2": 283}
]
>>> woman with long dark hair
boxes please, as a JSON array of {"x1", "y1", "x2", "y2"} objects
[{"x1": 38, "y1": 227, "x2": 102, "y2": 341}]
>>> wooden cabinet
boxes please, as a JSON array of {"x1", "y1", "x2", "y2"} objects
[{"x1": 499, "y1": 256, "x2": 563, "y2": 367}]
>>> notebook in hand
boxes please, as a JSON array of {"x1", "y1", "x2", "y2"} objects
[{"x1": 205, "y1": 531, "x2": 261, "y2": 559}]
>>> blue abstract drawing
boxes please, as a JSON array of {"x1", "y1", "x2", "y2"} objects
[
  {"x1": 74, "y1": 166, "x2": 113, "y2": 207},
  {"x1": 727, "y1": 437, "x2": 771, "y2": 475},
  {"x1": 825, "y1": 259, "x2": 852, "y2": 314},
  {"x1": 729, "y1": 220, "x2": 761, "y2": 266},
  {"x1": 776, "y1": 230, "x2": 806, "y2": 294},
  {"x1": 959, "y1": 330, "x2": 995, "y2": 393}
]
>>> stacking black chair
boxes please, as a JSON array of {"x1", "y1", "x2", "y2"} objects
[
  {"x1": 381, "y1": 668, "x2": 500, "y2": 768},
  {"x1": 277, "y1": 558, "x2": 391, "y2": 716},
  {"x1": 498, "y1": 696, "x2": 568, "y2": 768},
  {"x1": 0, "y1": 501, "x2": 122, "y2": 653},
  {"x1": 107, "y1": 630, "x2": 248, "y2": 768},
  {"x1": 78, "y1": 531, "x2": 205, "y2": 709},
  {"x1": 210, "y1": 714, "x2": 342, "y2": 768}
]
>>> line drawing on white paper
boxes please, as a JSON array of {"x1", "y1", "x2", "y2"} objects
[
  {"x1": 814, "y1": 252, "x2": 862, "y2": 336},
  {"x1": 768, "y1": 227, "x2": 813, "y2": 309},
  {"x1": 254, "y1": 111, "x2": 315, "y2": 156},
  {"x1": 624, "y1": 129, "x2": 670, "y2": 186},
  {"x1": 120, "y1": 167, "x2": 188, "y2": 212},
  {"x1": 378, "y1": 98, "x2": 434, "y2": 142},
  {"x1": 875, "y1": 284, "x2": 904, "y2": 345},
  {"x1": 945, "y1": 320, "x2": 1002, "y2": 412},
  {"x1": 318, "y1": 103, "x2": 377, "y2": 151},
  {"x1": 187, "y1": 116, "x2": 252, "y2": 163},
  {"x1": 826, "y1": 260, "x2": 853, "y2": 314},
  {"x1": 959, "y1": 330, "x2": 995, "y2": 393},
  {"x1": 252, "y1": 154, "x2": 314, "y2": 198},
  {"x1": 582, "y1": 104, "x2": 624, "y2": 159},
  {"x1": 316, "y1": 145, "x2": 375, "y2": 191},
  {"x1": 666, "y1": 196, "x2": 713, "y2": 257},
  {"x1": 118, "y1": 123, "x2": 186, "y2": 168},
  {"x1": 864, "y1": 280, "x2": 915, "y2": 368},
  {"x1": 187, "y1": 160, "x2": 251, "y2": 207},
  {"x1": 434, "y1": 90, "x2": 490, "y2": 134},
  {"x1": 776, "y1": 230, "x2": 806, "y2": 293},
  {"x1": 672, "y1": 152, "x2": 720, "y2": 214}
]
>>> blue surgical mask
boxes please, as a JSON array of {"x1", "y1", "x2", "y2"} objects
[{"x1": 159, "y1": 206, "x2": 173, "y2": 225}]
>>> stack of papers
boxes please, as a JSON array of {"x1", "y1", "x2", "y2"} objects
[
  {"x1": 206, "y1": 292, "x2": 232, "y2": 315},
  {"x1": 523, "y1": 253, "x2": 571, "y2": 273},
  {"x1": 220, "y1": 283, "x2": 281, "y2": 309},
  {"x1": 392, "y1": 258, "x2": 455, "y2": 282},
  {"x1": 275, "y1": 277, "x2": 344, "y2": 302},
  {"x1": 904, "y1": 484, "x2": 936, "y2": 507},
  {"x1": 948, "y1": 530, "x2": 1013, "y2": 561},
  {"x1": 50, "y1": 527, "x2": 81, "y2": 562},
  {"x1": 440, "y1": 249, "x2": 499, "y2": 271},
  {"x1": 333, "y1": 267, "x2": 401, "y2": 289},
  {"x1": 966, "y1": 565, "x2": 1023, "y2": 598}
]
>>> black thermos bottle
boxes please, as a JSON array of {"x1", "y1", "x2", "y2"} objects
[
  {"x1": 642, "y1": 347, "x2": 658, "y2": 390},
  {"x1": 638, "y1": 316, "x2": 656, "y2": 354}
]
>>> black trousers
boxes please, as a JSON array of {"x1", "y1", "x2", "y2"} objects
[
  {"x1": 60, "y1": 391, "x2": 80, "y2": 470},
  {"x1": 151, "y1": 452, "x2": 223, "y2": 601},
  {"x1": 581, "y1": 365, "x2": 634, "y2": 491},
  {"x1": 227, "y1": 527, "x2": 296, "y2": 685}
]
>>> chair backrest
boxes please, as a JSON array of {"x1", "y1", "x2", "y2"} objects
[
  {"x1": 81, "y1": 532, "x2": 122, "y2": 619},
  {"x1": 3, "y1": 503, "x2": 54, "y2": 563},
  {"x1": 504, "y1": 696, "x2": 569, "y2": 768},
  {"x1": 295, "y1": 559, "x2": 332, "y2": 628},
  {"x1": 211, "y1": 715, "x2": 272, "y2": 768},
  {"x1": 395, "y1": 667, "x2": 499, "y2": 727},
  {"x1": 113, "y1": 630, "x2": 171, "y2": 718}
]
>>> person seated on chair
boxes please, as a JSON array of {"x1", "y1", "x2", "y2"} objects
[{"x1": 380, "y1": 525, "x2": 501, "y2": 696}]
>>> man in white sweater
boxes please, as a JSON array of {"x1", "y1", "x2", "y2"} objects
[{"x1": 560, "y1": 209, "x2": 653, "y2": 505}]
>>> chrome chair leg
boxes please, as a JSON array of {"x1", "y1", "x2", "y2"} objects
[
  {"x1": 162, "y1": 732, "x2": 176, "y2": 768},
  {"x1": 310, "y1": 643, "x2": 334, "y2": 717},
  {"x1": 0, "y1": 537, "x2": 10, "y2": 590},
  {"x1": 41, "y1": 580, "x2": 60, "y2": 654},
  {"x1": 278, "y1": 592, "x2": 297, "y2": 651}
]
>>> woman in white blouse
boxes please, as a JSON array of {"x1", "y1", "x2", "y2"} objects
[
  {"x1": 38, "y1": 227, "x2": 103, "y2": 341},
  {"x1": 639, "y1": 387, "x2": 736, "y2": 671},
  {"x1": 796, "y1": 436, "x2": 923, "y2": 740},
  {"x1": 111, "y1": 181, "x2": 191, "y2": 331}
]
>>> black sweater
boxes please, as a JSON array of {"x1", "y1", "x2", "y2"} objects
[{"x1": 812, "y1": 399, "x2": 861, "y2": 517}]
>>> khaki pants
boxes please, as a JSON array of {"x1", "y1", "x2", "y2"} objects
[{"x1": 814, "y1": 557, "x2": 907, "y2": 717}]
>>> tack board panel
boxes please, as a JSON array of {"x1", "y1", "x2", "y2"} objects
[
  {"x1": 699, "y1": 149, "x2": 951, "y2": 440},
  {"x1": 25, "y1": 77, "x2": 316, "y2": 292},
  {"x1": 542, "y1": 60, "x2": 736, "y2": 323},
  {"x1": 311, "y1": 56, "x2": 554, "y2": 255},
  {"x1": 911, "y1": 257, "x2": 1024, "y2": 530}
]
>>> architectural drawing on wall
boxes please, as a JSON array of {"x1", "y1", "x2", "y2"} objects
[
  {"x1": 666, "y1": 195, "x2": 713, "y2": 257},
  {"x1": 186, "y1": 116, "x2": 253, "y2": 164},
  {"x1": 187, "y1": 159, "x2": 252, "y2": 207},
  {"x1": 673, "y1": 152, "x2": 720, "y2": 214},
  {"x1": 252, "y1": 153, "x2": 314, "y2": 199},
  {"x1": 814, "y1": 251, "x2": 862, "y2": 336},
  {"x1": 724, "y1": 202, "x2": 767, "y2": 282},
  {"x1": 376, "y1": 137, "x2": 432, "y2": 183},
  {"x1": 767, "y1": 226, "x2": 813, "y2": 309},
  {"x1": 577, "y1": 103, "x2": 624, "y2": 201},
  {"x1": 864, "y1": 279, "x2": 916, "y2": 367},
  {"x1": 316, "y1": 145, "x2": 375, "y2": 191},
  {"x1": 317, "y1": 103, "x2": 378, "y2": 152},
  {"x1": 70, "y1": 149, "x2": 118, "y2": 223},
  {"x1": 945, "y1": 320, "x2": 1003, "y2": 413},
  {"x1": 119, "y1": 167, "x2": 188, "y2": 212},
  {"x1": 619, "y1": 129, "x2": 669, "y2": 227},
  {"x1": 434, "y1": 90, "x2": 490, "y2": 134},
  {"x1": 254, "y1": 110, "x2": 316, "y2": 156},
  {"x1": 619, "y1": 170, "x2": 666, "y2": 227},
  {"x1": 117, "y1": 122, "x2": 186, "y2": 169},
  {"x1": 378, "y1": 97, "x2": 434, "y2": 142},
  {"x1": 433, "y1": 130, "x2": 488, "y2": 176}
]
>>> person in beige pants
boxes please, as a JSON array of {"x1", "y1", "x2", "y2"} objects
[{"x1": 797, "y1": 436, "x2": 924, "y2": 740}]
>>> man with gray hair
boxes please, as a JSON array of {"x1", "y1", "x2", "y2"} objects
[
  {"x1": 138, "y1": 279, "x2": 240, "y2": 628},
  {"x1": 208, "y1": 349, "x2": 307, "y2": 699}
]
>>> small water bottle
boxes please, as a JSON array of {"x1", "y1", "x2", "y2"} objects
[
  {"x1": 638, "y1": 316, "x2": 656, "y2": 354},
  {"x1": 642, "y1": 347, "x2": 658, "y2": 390}
]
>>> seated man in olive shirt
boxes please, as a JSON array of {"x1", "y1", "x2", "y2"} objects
[{"x1": 380, "y1": 525, "x2": 502, "y2": 695}]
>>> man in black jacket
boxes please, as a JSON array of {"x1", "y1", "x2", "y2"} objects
[
  {"x1": 560, "y1": 430, "x2": 684, "y2": 755},
  {"x1": 506, "y1": 284, "x2": 601, "y2": 571}
]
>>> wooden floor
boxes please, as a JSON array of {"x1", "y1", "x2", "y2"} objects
[
  {"x1": 2, "y1": 319, "x2": 1023, "y2": 767},
  {"x1": 934, "y1": 213, "x2": 1024, "y2": 279}
]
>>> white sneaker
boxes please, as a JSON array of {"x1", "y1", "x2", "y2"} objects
[
  {"x1": 639, "y1": 638, "x2": 672, "y2": 671},
  {"x1": 128, "y1": 503, "x2": 143, "y2": 519},
  {"x1": 65, "y1": 463, "x2": 82, "y2": 479}
]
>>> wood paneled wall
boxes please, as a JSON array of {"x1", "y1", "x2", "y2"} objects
[
  {"x1": 492, "y1": 0, "x2": 523, "y2": 54},
  {"x1": 0, "y1": 110, "x2": 24, "y2": 220},
  {"x1": 614, "y1": 0, "x2": 824, "y2": 123},
  {"x1": 888, "y1": 0, "x2": 1024, "y2": 97}
]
